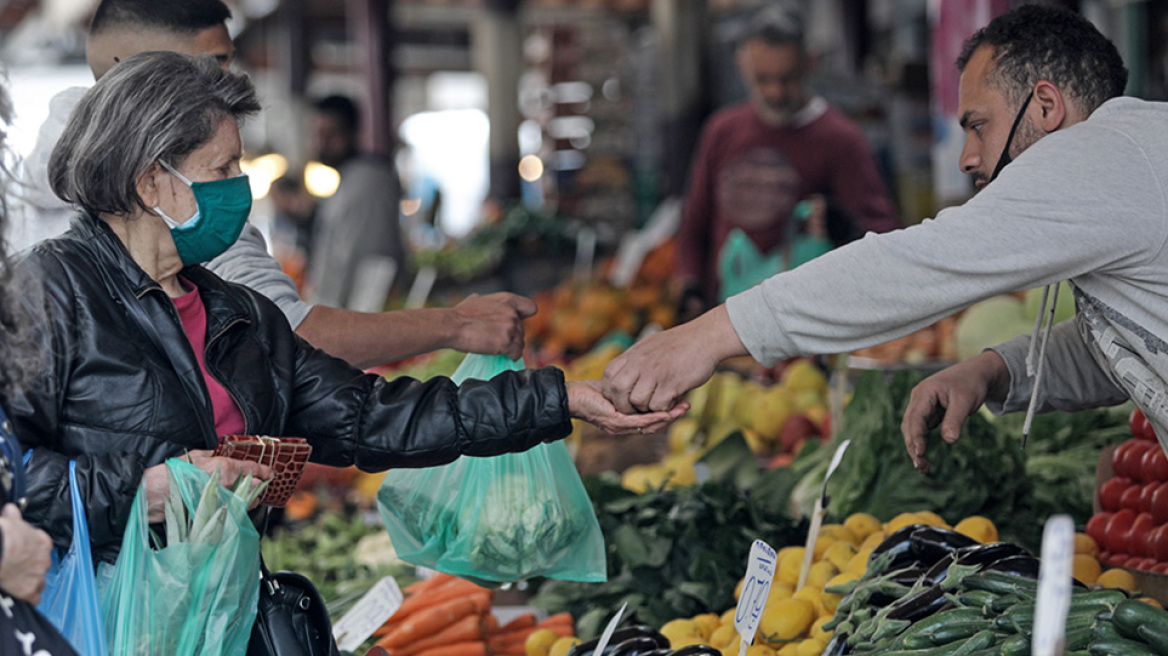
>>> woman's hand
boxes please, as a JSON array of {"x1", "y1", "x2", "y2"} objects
[
  {"x1": 0, "y1": 504, "x2": 53, "y2": 604},
  {"x1": 143, "y1": 450, "x2": 273, "y2": 523},
  {"x1": 567, "y1": 380, "x2": 689, "y2": 435}
]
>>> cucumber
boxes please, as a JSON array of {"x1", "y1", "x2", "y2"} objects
[
  {"x1": 946, "y1": 629, "x2": 997, "y2": 656},
  {"x1": 1113, "y1": 598, "x2": 1168, "y2": 642},
  {"x1": 999, "y1": 633, "x2": 1029, "y2": 656},
  {"x1": 962, "y1": 571, "x2": 1038, "y2": 597},
  {"x1": 1065, "y1": 626, "x2": 1093, "y2": 651},
  {"x1": 1136, "y1": 623, "x2": 1168, "y2": 656},
  {"x1": 955, "y1": 589, "x2": 997, "y2": 611},
  {"x1": 1088, "y1": 637, "x2": 1158, "y2": 656}
]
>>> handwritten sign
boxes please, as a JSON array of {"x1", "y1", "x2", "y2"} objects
[
  {"x1": 332, "y1": 576, "x2": 403, "y2": 652},
  {"x1": 735, "y1": 540, "x2": 777, "y2": 656}
]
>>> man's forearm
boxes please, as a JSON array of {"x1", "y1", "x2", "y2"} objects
[{"x1": 295, "y1": 305, "x2": 458, "y2": 369}]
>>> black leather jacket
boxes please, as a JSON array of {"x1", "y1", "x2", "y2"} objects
[{"x1": 6, "y1": 215, "x2": 570, "y2": 562}]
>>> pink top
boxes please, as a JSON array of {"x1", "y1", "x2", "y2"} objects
[{"x1": 173, "y1": 283, "x2": 247, "y2": 437}]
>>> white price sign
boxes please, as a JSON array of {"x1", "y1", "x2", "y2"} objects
[{"x1": 734, "y1": 540, "x2": 777, "y2": 656}]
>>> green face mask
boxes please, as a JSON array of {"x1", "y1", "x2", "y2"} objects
[{"x1": 154, "y1": 160, "x2": 252, "y2": 266}]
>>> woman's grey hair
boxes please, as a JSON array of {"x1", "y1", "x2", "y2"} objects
[{"x1": 48, "y1": 51, "x2": 260, "y2": 217}]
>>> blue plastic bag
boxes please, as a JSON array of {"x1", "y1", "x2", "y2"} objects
[
  {"x1": 37, "y1": 461, "x2": 109, "y2": 656},
  {"x1": 377, "y1": 354, "x2": 606, "y2": 584}
]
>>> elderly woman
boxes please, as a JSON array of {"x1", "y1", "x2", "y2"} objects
[{"x1": 9, "y1": 51, "x2": 683, "y2": 562}]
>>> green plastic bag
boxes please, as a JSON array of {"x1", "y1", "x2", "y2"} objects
[
  {"x1": 717, "y1": 226, "x2": 833, "y2": 301},
  {"x1": 97, "y1": 457, "x2": 260, "y2": 655},
  {"x1": 377, "y1": 354, "x2": 606, "y2": 584}
]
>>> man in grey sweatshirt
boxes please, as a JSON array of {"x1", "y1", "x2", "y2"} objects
[{"x1": 603, "y1": 5, "x2": 1162, "y2": 466}]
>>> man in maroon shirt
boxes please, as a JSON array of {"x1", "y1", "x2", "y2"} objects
[{"x1": 676, "y1": 14, "x2": 901, "y2": 312}]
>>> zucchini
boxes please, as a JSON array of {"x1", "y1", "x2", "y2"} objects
[
  {"x1": 1088, "y1": 637, "x2": 1158, "y2": 656},
  {"x1": 963, "y1": 571, "x2": 1038, "y2": 597},
  {"x1": 1065, "y1": 626, "x2": 1093, "y2": 651},
  {"x1": 956, "y1": 589, "x2": 997, "y2": 611},
  {"x1": 1136, "y1": 623, "x2": 1168, "y2": 656},
  {"x1": 999, "y1": 633, "x2": 1029, "y2": 656},
  {"x1": 946, "y1": 629, "x2": 997, "y2": 656},
  {"x1": 1113, "y1": 598, "x2": 1168, "y2": 641}
]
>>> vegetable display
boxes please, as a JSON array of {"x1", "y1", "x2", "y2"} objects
[
  {"x1": 530, "y1": 474, "x2": 806, "y2": 639},
  {"x1": 822, "y1": 524, "x2": 1166, "y2": 655},
  {"x1": 789, "y1": 369, "x2": 1129, "y2": 552}
]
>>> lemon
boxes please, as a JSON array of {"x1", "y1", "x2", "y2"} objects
[
  {"x1": 719, "y1": 635, "x2": 741, "y2": 656},
  {"x1": 812, "y1": 536, "x2": 835, "y2": 561},
  {"x1": 721, "y1": 608, "x2": 737, "y2": 627},
  {"x1": 822, "y1": 571, "x2": 860, "y2": 614},
  {"x1": 767, "y1": 581, "x2": 795, "y2": 603},
  {"x1": 819, "y1": 524, "x2": 859, "y2": 547},
  {"x1": 1072, "y1": 554, "x2": 1102, "y2": 585},
  {"x1": 527, "y1": 629, "x2": 562, "y2": 656},
  {"x1": 845, "y1": 547, "x2": 873, "y2": 576},
  {"x1": 781, "y1": 359, "x2": 828, "y2": 395},
  {"x1": 746, "y1": 645, "x2": 777, "y2": 656},
  {"x1": 793, "y1": 586, "x2": 827, "y2": 617},
  {"x1": 843, "y1": 513, "x2": 882, "y2": 542},
  {"x1": 661, "y1": 618, "x2": 701, "y2": 647},
  {"x1": 692, "y1": 613, "x2": 721, "y2": 640},
  {"x1": 548, "y1": 637, "x2": 581, "y2": 656},
  {"x1": 884, "y1": 512, "x2": 923, "y2": 535},
  {"x1": 709, "y1": 624, "x2": 737, "y2": 648},
  {"x1": 806, "y1": 560, "x2": 839, "y2": 591},
  {"x1": 1138, "y1": 596, "x2": 1164, "y2": 609},
  {"x1": 914, "y1": 511, "x2": 950, "y2": 528},
  {"x1": 859, "y1": 530, "x2": 886, "y2": 550},
  {"x1": 822, "y1": 541, "x2": 857, "y2": 572},
  {"x1": 795, "y1": 639, "x2": 825, "y2": 656},
  {"x1": 1096, "y1": 568, "x2": 1139, "y2": 593},
  {"x1": 954, "y1": 516, "x2": 998, "y2": 543},
  {"x1": 777, "y1": 547, "x2": 807, "y2": 586},
  {"x1": 1074, "y1": 532, "x2": 1100, "y2": 557},
  {"x1": 809, "y1": 616, "x2": 833, "y2": 644},
  {"x1": 776, "y1": 644, "x2": 799, "y2": 656},
  {"x1": 758, "y1": 598, "x2": 816, "y2": 645}
]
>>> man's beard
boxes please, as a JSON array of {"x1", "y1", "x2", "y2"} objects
[{"x1": 973, "y1": 116, "x2": 1044, "y2": 191}]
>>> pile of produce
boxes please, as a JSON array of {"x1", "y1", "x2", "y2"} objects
[
  {"x1": 366, "y1": 573, "x2": 576, "y2": 656},
  {"x1": 530, "y1": 473, "x2": 806, "y2": 639},
  {"x1": 850, "y1": 316, "x2": 957, "y2": 367},
  {"x1": 823, "y1": 523, "x2": 1165, "y2": 654},
  {"x1": 789, "y1": 369, "x2": 1129, "y2": 552},
  {"x1": 1086, "y1": 408, "x2": 1168, "y2": 572}
]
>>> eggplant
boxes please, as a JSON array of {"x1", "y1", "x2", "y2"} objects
[
  {"x1": 609, "y1": 637, "x2": 664, "y2": 656},
  {"x1": 953, "y1": 541, "x2": 1031, "y2": 567},
  {"x1": 568, "y1": 627, "x2": 670, "y2": 656},
  {"x1": 908, "y1": 526, "x2": 979, "y2": 565},
  {"x1": 884, "y1": 584, "x2": 953, "y2": 622},
  {"x1": 638, "y1": 650, "x2": 673, "y2": 656},
  {"x1": 920, "y1": 552, "x2": 958, "y2": 587},
  {"x1": 671, "y1": 645, "x2": 721, "y2": 656},
  {"x1": 822, "y1": 632, "x2": 851, "y2": 655},
  {"x1": 868, "y1": 525, "x2": 926, "y2": 573},
  {"x1": 983, "y1": 554, "x2": 1042, "y2": 579}
]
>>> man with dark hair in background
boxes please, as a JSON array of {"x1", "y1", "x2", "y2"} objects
[
  {"x1": 11, "y1": 0, "x2": 537, "y2": 370},
  {"x1": 674, "y1": 7, "x2": 901, "y2": 315},
  {"x1": 604, "y1": 5, "x2": 1164, "y2": 470},
  {"x1": 305, "y1": 94, "x2": 407, "y2": 310}
]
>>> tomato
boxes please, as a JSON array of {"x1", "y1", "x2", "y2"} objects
[
  {"x1": 1087, "y1": 512, "x2": 1112, "y2": 546},
  {"x1": 1150, "y1": 524, "x2": 1168, "y2": 561},
  {"x1": 1105, "y1": 550, "x2": 1131, "y2": 567},
  {"x1": 1152, "y1": 482, "x2": 1168, "y2": 524},
  {"x1": 1131, "y1": 408, "x2": 1155, "y2": 441},
  {"x1": 1141, "y1": 482, "x2": 1160, "y2": 514},
  {"x1": 1154, "y1": 562, "x2": 1168, "y2": 574},
  {"x1": 1100, "y1": 477, "x2": 1133, "y2": 512},
  {"x1": 1114, "y1": 440, "x2": 1156, "y2": 481},
  {"x1": 1121, "y1": 484, "x2": 1145, "y2": 511},
  {"x1": 1105, "y1": 508, "x2": 1138, "y2": 554},
  {"x1": 1144, "y1": 447, "x2": 1168, "y2": 482},
  {"x1": 1129, "y1": 512, "x2": 1158, "y2": 556}
]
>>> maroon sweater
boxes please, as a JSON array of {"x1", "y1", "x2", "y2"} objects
[{"x1": 676, "y1": 101, "x2": 901, "y2": 298}]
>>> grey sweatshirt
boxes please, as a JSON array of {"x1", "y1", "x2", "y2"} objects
[
  {"x1": 727, "y1": 97, "x2": 1168, "y2": 443},
  {"x1": 8, "y1": 87, "x2": 313, "y2": 329}
]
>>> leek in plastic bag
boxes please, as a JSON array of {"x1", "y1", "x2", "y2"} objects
[
  {"x1": 377, "y1": 354, "x2": 606, "y2": 584},
  {"x1": 97, "y1": 457, "x2": 263, "y2": 655}
]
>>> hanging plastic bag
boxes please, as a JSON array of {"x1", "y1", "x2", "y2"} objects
[
  {"x1": 37, "y1": 461, "x2": 109, "y2": 656},
  {"x1": 377, "y1": 354, "x2": 606, "y2": 584},
  {"x1": 97, "y1": 457, "x2": 261, "y2": 655}
]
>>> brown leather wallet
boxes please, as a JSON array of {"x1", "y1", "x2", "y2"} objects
[{"x1": 213, "y1": 435, "x2": 313, "y2": 507}]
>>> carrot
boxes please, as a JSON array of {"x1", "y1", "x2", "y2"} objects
[
  {"x1": 393, "y1": 578, "x2": 491, "y2": 622},
  {"x1": 403, "y1": 572, "x2": 456, "y2": 596},
  {"x1": 536, "y1": 613, "x2": 573, "y2": 630},
  {"x1": 394, "y1": 613, "x2": 487, "y2": 656},
  {"x1": 495, "y1": 613, "x2": 537, "y2": 634},
  {"x1": 411, "y1": 641, "x2": 487, "y2": 656},
  {"x1": 487, "y1": 629, "x2": 537, "y2": 655},
  {"x1": 483, "y1": 614, "x2": 499, "y2": 635},
  {"x1": 378, "y1": 593, "x2": 492, "y2": 649}
]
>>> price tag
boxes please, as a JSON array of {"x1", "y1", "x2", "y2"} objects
[
  {"x1": 1033, "y1": 515, "x2": 1075, "y2": 656},
  {"x1": 797, "y1": 440, "x2": 851, "y2": 591},
  {"x1": 592, "y1": 602, "x2": 628, "y2": 656},
  {"x1": 734, "y1": 540, "x2": 777, "y2": 656},
  {"x1": 332, "y1": 576, "x2": 404, "y2": 652}
]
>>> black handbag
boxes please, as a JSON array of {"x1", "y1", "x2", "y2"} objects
[{"x1": 247, "y1": 558, "x2": 340, "y2": 656}]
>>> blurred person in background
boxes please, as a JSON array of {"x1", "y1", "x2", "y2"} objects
[
  {"x1": 674, "y1": 7, "x2": 900, "y2": 319},
  {"x1": 10, "y1": 0, "x2": 536, "y2": 370},
  {"x1": 305, "y1": 94, "x2": 408, "y2": 310}
]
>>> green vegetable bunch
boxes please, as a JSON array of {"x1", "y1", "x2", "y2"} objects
[
  {"x1": 155, "y1": 466, "x2": 266, "y2": 549},
  {"x1": 530, "y1": 475, "x2": 805, "y2": 640}
]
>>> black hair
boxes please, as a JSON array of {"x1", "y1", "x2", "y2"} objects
[
  {"x1": 736, "y1": 6, "x2": 804, "y2": 53},
  {"x1": 956, "y1": 4, "x2": 1128, "y2": 115},
  {"x1": 90, "y1": 0, "x2": 232, "y2": 36},
  {"x1": 314, "y1": 95, "x2": 361, "y2": 135}
]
